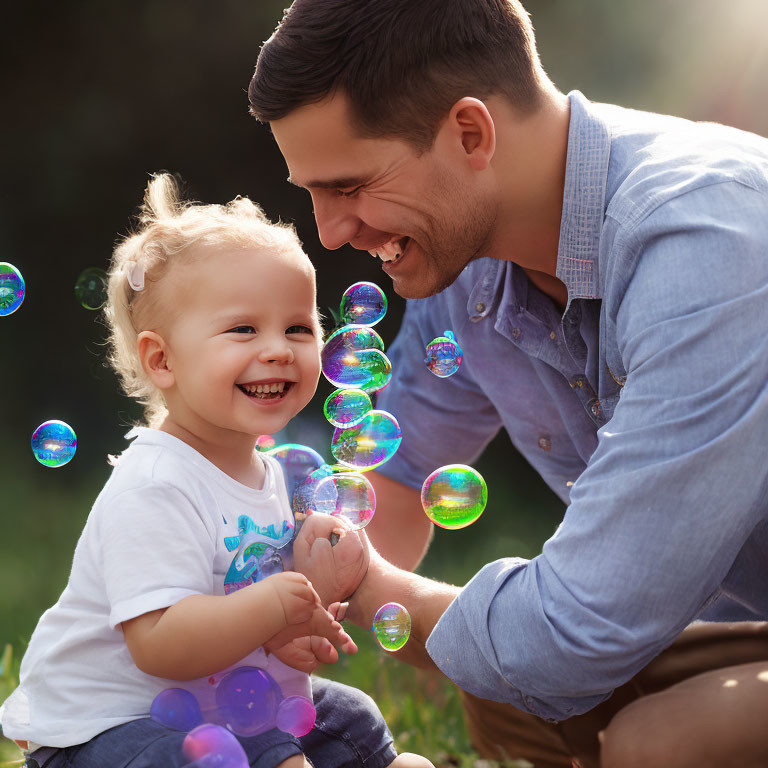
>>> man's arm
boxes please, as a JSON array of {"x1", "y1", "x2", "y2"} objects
[{"x1": 365, "y1": 471, "x2": 433, "y2": 571}]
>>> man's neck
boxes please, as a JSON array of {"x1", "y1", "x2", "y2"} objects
[{"x1": 485, "y1": 88, "x2": 571, "y2": 309}]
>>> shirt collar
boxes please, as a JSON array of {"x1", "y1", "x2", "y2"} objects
[{"x1": 556, "y1": 91, "x2": 611, "y2": 302}]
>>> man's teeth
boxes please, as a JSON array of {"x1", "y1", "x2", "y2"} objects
[
  {"x1": 241, "y1": 382, "x2": 287, "y2": 396},
  {"x1": 370, "y1": 241, "x2": 403, "y2": 262}
]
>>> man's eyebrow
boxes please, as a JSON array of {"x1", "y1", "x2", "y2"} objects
[{"x1": 287, "y1": 175, "x2": 367, "y2": 190}]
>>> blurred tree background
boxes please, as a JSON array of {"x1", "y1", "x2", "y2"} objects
[{"x1": 1, "y1": 0, "x2": 767, "y2": 761}]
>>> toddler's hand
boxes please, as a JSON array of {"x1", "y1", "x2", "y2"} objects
[
  {"x1": 292, "y1": 513, "x2": 370, "y2": 606},
  {"x1": 262, "y1": 571, "x2": 357, "y2": 655},
  {"x1": 267, "y1": 635, "x2": 345, "y2": 674}
]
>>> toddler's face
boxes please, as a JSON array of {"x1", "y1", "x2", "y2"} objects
[{"x1": 160, "y1": 245, "x2": 322, "y2": 440}]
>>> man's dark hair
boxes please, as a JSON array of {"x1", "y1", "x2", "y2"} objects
[{"x1": 249, "y1": 0, "x2": 547, "y2": 150}]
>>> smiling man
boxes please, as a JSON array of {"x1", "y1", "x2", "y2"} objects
[{"x1": 248, "y1": 1, "x2": 768, "y2": 766}]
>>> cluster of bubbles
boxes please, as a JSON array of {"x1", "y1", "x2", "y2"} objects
[
  {"x1": 425, "y1": 330, "x2": 463, "y2": 378},
  {"x1": 31, "y1": 420, "x2": 78, "y2": 468},
  {"x1": 6, "y1": 263, "x2": 108, "y2": 471},
  {"x1": 151, "y1": 666, "x2": 316, "y2": 767}
]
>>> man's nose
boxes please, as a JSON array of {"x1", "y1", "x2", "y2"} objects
[{"x1": 313, "y1": 198, "x2": 359, "y2": 251}]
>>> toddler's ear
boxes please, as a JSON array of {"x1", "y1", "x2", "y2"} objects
[{"x1": 138, "y1": 330, "x2": 175, "y2": 390}]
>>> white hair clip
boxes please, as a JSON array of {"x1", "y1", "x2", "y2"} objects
[{"x1": 123, "y1": 260, "x2": 145, "y2": 291}]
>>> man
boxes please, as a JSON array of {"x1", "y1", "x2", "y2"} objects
[{"x1": 248, "y1": 1, "x2": 768, "y2": 766}]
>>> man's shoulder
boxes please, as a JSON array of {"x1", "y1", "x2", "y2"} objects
[{"x1": 596, "y1": 101, "x2": 768, "y2": 227}]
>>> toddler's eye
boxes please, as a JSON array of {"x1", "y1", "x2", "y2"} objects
[
  {"x1": 286, "y1": 325, "x2": 314, "y2": 335},
  {"x1": 227, "y1": 325, "x2": 256, "y2": 334}
]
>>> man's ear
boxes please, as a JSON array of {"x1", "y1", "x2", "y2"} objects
[
  {"x1": 445, "y1": 97, "x2": 496, "y2": 172},
  {"x1": 137, "y1": 331, "x2": 175, "y2": 390}
]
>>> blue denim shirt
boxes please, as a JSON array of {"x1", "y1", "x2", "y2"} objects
[{"x1": 375, "y1": 91, "x2": 768, "y2": 721}]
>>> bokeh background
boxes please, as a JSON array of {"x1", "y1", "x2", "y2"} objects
[{"x1": 2, "y1": 0, "x2": 768, "y2": 763}]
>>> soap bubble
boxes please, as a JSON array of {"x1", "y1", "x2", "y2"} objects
[
  {"x1": 253, "y1": 546, "x2": 284, "y2": 581},
  {"x1": 292, "y1": 464, "x2": 336, "y2": 515},
  {"x1": 0, "y1": 262, "x2": 25, "y2": 316},
  {"x1": 372, "y1": 602, "x2": 411, "y2": 652},
  {"x1": 31, "y1": 420, "x2": 77, "y2": 468},
  {"x1": 266, "y1": 443, "x2": 325, "y2": 502},
  {"x1": 302, "y1": 472, "x2": 376, "y2": 530},
  {"x1": 340, "y1": 281, "x2": 387, "y2": 327},
  {"x1": 150, "y1": 688, "x2": 204, "y2": 731},
  {"x1": 421, "y1": 464, "x2": 487, "y2": 529},
  {"x1": 322, "y1": 326, "x2": 391, "y2": 392},
  {"x1": 276, "y1": 696, "x2": 317, "y2": 737},
  {"x1": 323, "y1": 389, "x2": 372, "y2": 428},
  {"x1": 425, "y1": 331, "x2": 463, "y2": 378},
  {"x1": 331, "y1": 410, "x2": 401, "y2": 471},
  {"x1": 74, "y1": 267, "x2": 107, "y2": 310},
  {"x1": 255, "y1": 435, "x2": 276, "y2": 452},
  {"x1": 182, "y1": 723, "x2": 248, "y2": 768},
  {"x1": 215, "y1": 666, "x2": 283, "y2": 737}
]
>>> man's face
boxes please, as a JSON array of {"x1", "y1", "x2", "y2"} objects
[{"x1": 271, "y1": 92, "x2": 497, "y2": 299}]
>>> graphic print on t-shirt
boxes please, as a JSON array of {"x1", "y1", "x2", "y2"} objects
[{"x1": 223, "y1": 514, "x2": 294, "y2": 594}]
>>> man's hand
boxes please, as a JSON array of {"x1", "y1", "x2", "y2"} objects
[
  {"x1": 292, "y1": 513, "x2": 370, "y2": 606},
  {"x1": 262, "y1": 572, "x2": 357, "y2": 655}
]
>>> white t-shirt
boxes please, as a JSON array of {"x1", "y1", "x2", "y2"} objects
[{"x1": 0, "y1": 428, "x2": 310, "y2": 748}]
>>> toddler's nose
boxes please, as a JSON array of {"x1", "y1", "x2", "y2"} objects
[{"x1": 258, "y1": 338, "x2": 294, "y2": 364}]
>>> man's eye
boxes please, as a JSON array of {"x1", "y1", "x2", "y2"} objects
[
  {"x1": 336, "y1": 186, "x2": 362, "y2": 198},
  {"x1": 227, "y1": 325, "x2": 256, "y2": 334},
  {"x1": 286, "y1": 325, "x2": 313, "y2": 335}
]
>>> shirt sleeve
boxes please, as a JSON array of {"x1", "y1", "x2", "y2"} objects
[
  {"x1": 97, "y1": 482, "x2": 217, "y2": 629},
  {"x1": 375, "y1": 296, "x2": 503, "y2": 489},
  {"x1": 426, "y1": 181, "x2": 768, "y2": 720}
]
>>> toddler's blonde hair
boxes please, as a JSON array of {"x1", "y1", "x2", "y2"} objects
[{"x1": 105, "y1": 173, "x2": 305, "y2": 428}]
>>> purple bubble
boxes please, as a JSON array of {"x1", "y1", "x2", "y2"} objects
[
  {"x1": 215, "y1": 666, "x2": 283, "y2": 736},
  {"x1": 182, "y1": 723, "x2": 248, "y2": 768},
  {"x1": 150, "y1": 688, "x2": 204, "y2": 731},
  {"x1": 276, "y1": 695, "x2": 316, "y2": 737}
]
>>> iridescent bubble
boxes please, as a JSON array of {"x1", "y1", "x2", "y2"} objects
[
  {"x1": 31, "y1": 420, "x2": 77, "y2": 468},
  {"x1": 255, "y1": 434, "x2": 276, "y2": 452},
  {"x1": 74, "y1": 267, "x2": 107, "y2": 310},
  {"x1": 215, "y1": 666, "x2": 283, "y2": 737},
  {"x1": 323, "y1": 388, "x2": 372, "y2": 428},
  {"x1": 150, "y1": 688, "x2": 203, "y2": 731},
  {"x1": 182, "y1": 723, "x2": 248, "y2": 768},
  {"x1": 254, "y1": 546, "x2": 284, "y2": 581},
  {"x1": 304, "y1": 472, "x2": 376, "y2": 530},
  {"x1": 276, "y1": 695, "x2": 317, "y2": 737},
  {"x1": 322, "y1": 325, "x2": 391, "y2": 392},
  {"x1": 266, "y1": 443, "x2": 325, "y2": 502},
  {"x1": 372, "y1": 602, "x2": 411, "y2": 652},
  {"x1": 331, "y1": 410, "x2": 401, "y2": 471},
  {"x1": 421, "y1": 464, "x2": 488, "y2": 529},
  {"x1": 292, "y1": 464, "x2": 337, "y2": 516},
  {"x1": 425, "y1": 330, "x2": 464, "y2": 378},
  {"x1": 340, "y1": 281, "x2": 387, "y2": 327},
  {"x1": 0, "y1": 262, "x2": 25, "y2": 316}
]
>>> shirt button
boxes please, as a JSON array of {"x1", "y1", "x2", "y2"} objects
[
  {"x1": 512, "y1": 328, "x2": 521, "y2": 339},
  {"x1": 566, "y1": 480, "x2": 574, "y2": 487},
  {"x1": 538, "y1": 436, "x2": 551, "y2": 451},
  {"x1": 475, "y1": 302, "x2": 486, "y2": 313},
  {"x1": 549, "y1": 331, "x2": 556, "y2": 340}
]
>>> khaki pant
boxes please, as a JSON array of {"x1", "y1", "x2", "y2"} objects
[{"x1": 460, "y1": 622, "x2": 768, "y2": 768}]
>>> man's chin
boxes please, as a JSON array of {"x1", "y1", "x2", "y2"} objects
[{"x1": 389, "y1": 268, "x2": 462, "y2": 300}]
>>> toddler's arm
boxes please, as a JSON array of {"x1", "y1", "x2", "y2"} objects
[{"x1": 121, "y1": 571, "x2": 353, "y2": 680}]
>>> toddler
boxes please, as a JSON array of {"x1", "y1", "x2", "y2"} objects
[{"x1": 0, "y1": 175, "x2": 433, "y2": 768}]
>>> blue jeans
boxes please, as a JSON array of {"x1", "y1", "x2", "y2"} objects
[{"x1": 29, "y1": 677, "x2": 397, "y2": 768}]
